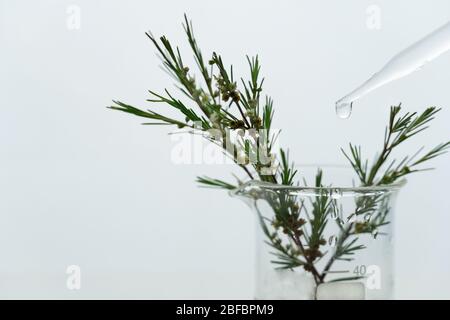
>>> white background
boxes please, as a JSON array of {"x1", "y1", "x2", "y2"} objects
[{"x1": 1, "y1": 0, "x2": 449, "y2": 299}]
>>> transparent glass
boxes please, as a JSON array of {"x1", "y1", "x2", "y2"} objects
[{"x1": 231, "y1": 167, "x2": 405, "y2": 300}]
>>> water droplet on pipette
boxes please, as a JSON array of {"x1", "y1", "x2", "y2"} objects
[
  {"x1": 335, "y1": 21, "x2": 450, "y2": 117},
  {"x1": 335, "y1": 101, "x2": 352, "y2": 119}
]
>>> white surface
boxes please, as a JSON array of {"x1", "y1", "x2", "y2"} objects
[
  {"x1": 316, "y1": 282, "x2": 365, "y2": 300},
  {"x1": 257, "y1": 270, "x2": 316, "y2": 300},
  {"x1": 1, "y1": 0, "x2": 449, "y2": 299}
]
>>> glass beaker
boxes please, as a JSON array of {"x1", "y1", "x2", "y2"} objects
[{"x1": 231, "y1": 168, "x2": 405, "y2": 300}]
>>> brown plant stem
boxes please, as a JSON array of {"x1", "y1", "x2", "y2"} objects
[{"x1": 290, "y1": 233, "x2": 322, "y2": 284}]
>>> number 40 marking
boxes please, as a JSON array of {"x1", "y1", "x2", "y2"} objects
[{"x1": 354, "y1": 264, "x2": 381, "y2": 290}]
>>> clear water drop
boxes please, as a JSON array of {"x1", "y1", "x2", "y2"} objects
[
  {"x1": 236, "y1": 129, "x2": 245, "y2": 137},
  {"x1": 364, "y1": 213, "x2": 372, "y2": 222},
  {"x1": 330, "y1": 188, "x2": 343, "y2": 199},
  {"x1": 328, "y1": 235, "x2": 338, "y2": 247},
  {"x1": 335, "y1": 101, "x2": 352, "y2": 119},
  {"x1": 331, "y1": 200, "x2": 341, "y2": 220},
  {"x1": 371, "y1": 228, "x2": 379, "y2": 239}
]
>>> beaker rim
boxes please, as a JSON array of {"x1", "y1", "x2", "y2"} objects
[{"x1": 230, "y1": 179, "x2": 406, "y2": 198}]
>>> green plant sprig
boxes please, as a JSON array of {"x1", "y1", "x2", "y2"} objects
[
  {"x1": 110, "y1": 15, "x2": 449, "y2": 285},
  {"x1": 342, "y1": 105, "x2": 450, "y2": 186},
  {"x1": 110, "y1": 15, "x2": 282, "y2": 183}
]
